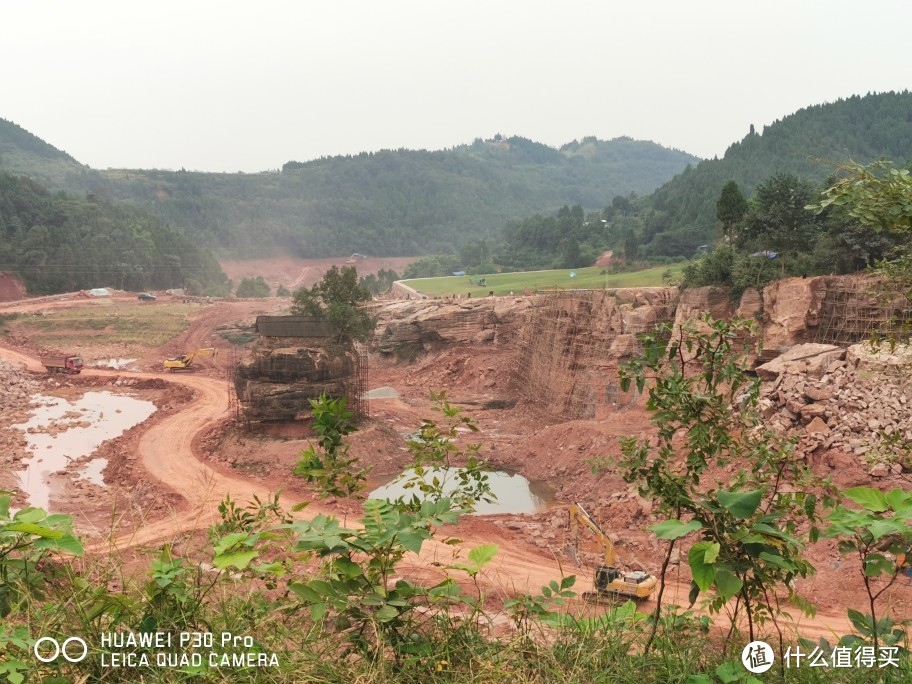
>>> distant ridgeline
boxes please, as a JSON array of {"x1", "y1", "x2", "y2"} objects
[
  {"x1": 97, "y1": 136, "x2": 697, "y2": 258},
  {"x1": 3, "y1": 91, "x2": 912, "y2": 266},
  {"x1": 0, "y1": 121, "x2": 699, "y2": 259}
]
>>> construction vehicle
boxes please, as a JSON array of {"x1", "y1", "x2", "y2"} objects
[
  {"x1": 41, "y1": 355, "x2": 84, "y2": 374},
  {"x1": 162, "y1": 347, "x2": 217, "y2": 372},
  {"x1": 568, "y1": 502, "x2": 657, "y2": 602}
]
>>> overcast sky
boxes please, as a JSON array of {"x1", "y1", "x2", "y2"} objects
[{"x1": 3, "y1": 1, "x2": 911, "y2": 173}]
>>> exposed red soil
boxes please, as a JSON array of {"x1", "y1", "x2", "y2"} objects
[
  {"x1": 0, "y1": 271, "x2": 27, "y2": 302},
  {"x1": 0, "y1": 291, "x2": 909, "y2": 643},
  {"x1": 218, "y1": 255, "x2": 418, "y2": 290}
]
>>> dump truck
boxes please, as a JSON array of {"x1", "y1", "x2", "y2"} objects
[
  {"x1": 163, "y1": 347, "x2": 217, "y2": 372},
  {"x1": 569, "y1": 502, "x2": 657, "y2": 602},
  {"x1": 41, "y1": 355, "x2": 84, "y2": 374}
]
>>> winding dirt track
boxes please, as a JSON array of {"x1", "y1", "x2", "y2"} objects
[{"x1": 0, "y1": 345, "x2": 855, "y2": 641}]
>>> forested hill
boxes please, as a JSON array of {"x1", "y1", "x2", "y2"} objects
[
  {"x1": 0, "y1": 173, "x2": 229, "y2": 296},
  {"x1": 0, "y1": 124, "x2": 699, "y2": 257},
  {"x1": 0, "y1": 118, "x2": 105, "y2": 195},
  {"x1": 635, "y1": 91, "x2": 912, "y2": 257},
  {"x1": 97, "y1": 136, "x2": 697, "y2": 257}
]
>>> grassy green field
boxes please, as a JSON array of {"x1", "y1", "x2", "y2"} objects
[
  {"x1": 402, "y1": 263, "x2": 686, "y2": 297},
  {"x1": 12, "y1": 302, "x2": 195, "y2": 348}
]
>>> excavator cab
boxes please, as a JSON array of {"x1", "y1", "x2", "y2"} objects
[{"x1": 594, "y1": 566, "x2": 621, "y2": 590}]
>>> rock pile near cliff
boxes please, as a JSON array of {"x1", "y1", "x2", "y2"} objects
[{"x1": 758, "y1": 342, "x2": 912, "y2": 474}]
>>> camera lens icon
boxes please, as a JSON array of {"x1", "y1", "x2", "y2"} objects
[{"x1": 34, "y1": 637, "x2": 88, "y2": 663}]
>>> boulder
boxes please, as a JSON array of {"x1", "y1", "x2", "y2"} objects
[
  {"x1": 846, "y1": 342, "x2": 912, "y2": 370},
  {"x1": 755, "y1": 344, "x2": 845, "y2": 381}
]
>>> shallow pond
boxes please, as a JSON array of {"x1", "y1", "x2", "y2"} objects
[
  {"x1": 13, "y1": 391, "x2": 157, "y2": 510},
  {"x1": 369, "y1": 467, "x2": 552, "y2": 515}
]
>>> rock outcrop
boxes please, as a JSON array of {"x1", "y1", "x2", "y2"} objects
[
  {"x1": 373, "y1": 297, "x2": 532, "y2": 357},
  {"x1": 760, "y1": 276, "x2": 829, "y2": 352},
  {"x1": 234, "y1": 339, "x2": 362, "y2": 421}
]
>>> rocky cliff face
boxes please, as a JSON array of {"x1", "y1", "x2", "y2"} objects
[{"x1": 373, "y1": 276, "x2": 909, "y2": 421}]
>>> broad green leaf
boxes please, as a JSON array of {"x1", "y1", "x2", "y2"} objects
[
  {"x1": 885, "y1": 488, "x2": 912, "y2": 513},
  {"x1": 310, "y1": 602, "x2": 327, "y2": 621},
  {"x1": 333, "y1": 557, "x2": 362, "y2": 579},
  {"x1": 213, "y1": 550, "x2": 258, "y2": 570},
  {"x1": 844, "y1": 487, "x2": 888, "y2": 513},
  {"x1": 650, "y1": 518, "x2": 703, "y2": 540},
  {"x1": 688, "y1": 542, "x2": 717, "y2": 591},
  {"x1": 713, "y1": 569, "x2": 743, "y2": 601},
  {"x1": 863, "y1": 553, "x2": 895, "y2": 578},
  {"x1": 759, "y1": 551, "x2": 795, "y2": 571},
  {"x1": 289, "y1": 583, "x2": 321, "y2": 603},
  {"x1": 3, "y1": 522, "x2": 64, "y2": 539},
  {"x1": 703, "y1": 542, "x2": 720, "y2": 564},
  {"x1": 717, "y1": 489, "x2": 762, "y2": 519},
  {"x1": 715, "y1": 660, "x2": 743, "y2": 684},
  {"x1": 376, "y1": 605, "x2": 400, "y2": 622},
  {"x1": 12, "y1": 508, "x2": 45, "y2": 524},
  {"x1": 867, "y1": 519, "x2": 903, "y2": 541},
  {"x1": 34, "y1": 534, "x2": 84, "y2": 556},
  {"x1": 467, "y1": 544, "x2": 499, "y2": 567}
]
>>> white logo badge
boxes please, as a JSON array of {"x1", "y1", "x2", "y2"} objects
[{"x1": 742, "y1": 640, "x2": 774, "y2": 674}]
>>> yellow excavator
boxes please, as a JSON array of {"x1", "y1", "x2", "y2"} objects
[
  {"x1": 163, "y1": 347, "x2": 217, "y2": 372},
  {"x1": 569, "y1": 502, "x2": 657, "y2": 602}
]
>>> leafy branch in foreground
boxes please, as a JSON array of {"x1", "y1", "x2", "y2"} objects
[
  {"x1": 293, "y1": 393, "x2": 369, "y2": 498},
  {"x1": 390, "y1": 391, "x2": 496, "y2": 514},
  {"x1": 613, "y1": 316, "x2": 832, "y2": 656},
  {"x1": 824, "y1": 486, "x2": 912, "y2": 653}
]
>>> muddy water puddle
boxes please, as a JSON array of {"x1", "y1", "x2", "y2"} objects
[
  {"x1": 92, "y1": 357, "x2": 139, "y2": 370},
  {"x1": 369, "y1": 467, "x2": 553, "y2": 515},
  {"x1": 13, "y1": 391, "x2": 156, "y2": 510}
]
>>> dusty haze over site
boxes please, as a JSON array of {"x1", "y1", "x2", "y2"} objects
[{"x1": 3, "y1": 0, "x2": 911, "y2": 172}]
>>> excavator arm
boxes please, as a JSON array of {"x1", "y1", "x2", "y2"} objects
[{"x1": 568, "y1": 502, "x2": 617, "y2": 568}]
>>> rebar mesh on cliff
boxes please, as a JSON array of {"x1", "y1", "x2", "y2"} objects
[
  {"x1": 511, "y1": 290, "x2": 675, "y2": 420},
  {"x1": 815, "y1": 276, "x2": 912, "y2": 346},
  {"x1": 233, "y1": 338, "x2": 367, "y2": 422}
]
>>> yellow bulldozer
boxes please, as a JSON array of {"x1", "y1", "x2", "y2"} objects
[
  {"x1": 568, "y1": 502, "x2": 657, "y2": 602},
  {"x1": 162, "y1": 347, "x2": 217, "y2": 372}
]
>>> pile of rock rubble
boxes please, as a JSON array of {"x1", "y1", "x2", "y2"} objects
[
  {"x1": 0, "y1": 359, "x2": 40, "y2": 489},
  {"x1": 757, "y1": 342, "x2": 912, "y2": 473},
  {"x1": 0, "y1": 358, "x2": 39, "y2": 421}
]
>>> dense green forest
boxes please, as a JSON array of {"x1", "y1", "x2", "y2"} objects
[
  {"x1": 629, "y1": 91, "x2": 912, "y2": 258},
  {"x1": 95, "y1": 136, "x2": 697, "y2": 258},
  {"x1": 0, "y1": 118, "x2": 106, "y2": 195},
  {"x1": 0, "y1": 123, "x2": 698, "y2": 258},
  {"x1": 0, "y1": 173, "x2": 229, "y2": 295}
]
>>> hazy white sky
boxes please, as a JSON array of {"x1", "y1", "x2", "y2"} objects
[{"x1": 3, "y1": 0, "x2": 910, "y2": 173}]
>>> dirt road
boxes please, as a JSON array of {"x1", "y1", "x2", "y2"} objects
[{"x1": 0, "y1": 342, "x2": 858, "y2": 641}]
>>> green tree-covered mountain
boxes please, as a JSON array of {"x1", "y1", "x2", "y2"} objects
[
  {"x1": 0, "y1": 122, "x2": 699, "y2": 258},
  {"x1": 96, "y1": 136, "x2": 698, "y2": 257},
  {"x1": 0, "y1": 172, "x2": 228, "y2": 295},
  {"x1": 0, "y1": 118, "x2": 106, "y2": 195},
  {"x1": 634, "y1": 91, "x2": 912, "y2": 257}
]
